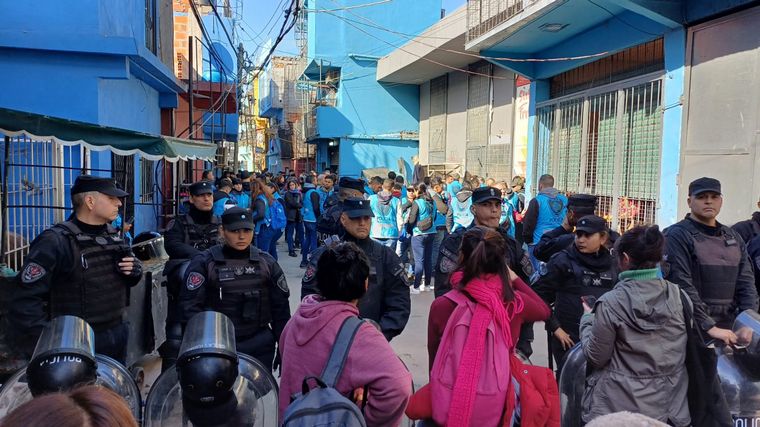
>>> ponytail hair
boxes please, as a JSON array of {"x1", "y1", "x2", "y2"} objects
[
  {"x1": 456, "y1": 226, "x2": 515, "y2": 302},
  {"x1": 615, "y1": 224, "x2": 665, "y2": 270}
]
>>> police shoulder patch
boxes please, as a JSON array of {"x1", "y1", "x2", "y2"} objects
[
  {"x1": 21, "y1": 262, "x2": 46, "y2": 284},
  {"x1": 276, "y1": 275, "x2": 289, "y2": 293},
  {"x1": 186, "y1": 272, "x2": 205, "y2": 290},
  {"x1": 303, "y1": 264, "x2": 316, "y2": 282}
]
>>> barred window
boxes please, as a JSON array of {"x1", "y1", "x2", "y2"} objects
[{"x1": 140, "y1": 157, "x2": 155, "y2": 203}]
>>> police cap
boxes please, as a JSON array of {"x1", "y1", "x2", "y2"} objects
[
  {"x1": 189, "y1": 181, "x2": 213, "y2": 196},
  {"x1": 338, "y1": 177, "x2": 365, "y2": 194},
  {"x1": 568, "y1": 194, "x2": 597, "y2": 211},
  {"x1": 689, "y1": 177, "x2": 722, "y2": 196},
  {"x1": 575, "y1": 215, "x2": 607, "y2": 234},
  {"x1": 71, "y1": 175, "x2": 128, "y2": 197},
  {"x1": 471, "y1": 187, "x2": 502, "y2": 204},
  {"x1": 221, "y1": 207, "x2": 254, "y2": 231},
  {"x1": 342, "y1": 197, "x2": 374, "y2": 218}
]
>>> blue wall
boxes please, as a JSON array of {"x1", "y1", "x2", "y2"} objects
[
  {"x1": 306, "y1": 0, "x2": 440, "y2": 167},
  {"x1": 337, "y1": 137, "x2": 418, "y2": 179},
  {"x1": 0, "y1": 0, "x2": 183, "y2": 234}
]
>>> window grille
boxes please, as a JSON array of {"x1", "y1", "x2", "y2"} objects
[
  {"x1": 429, "y1": 75, "x2": 448, "y2": 164},
  {"x1": 140, "y1": 157, "x2": 155, "y2": 203},
  {"x1": 534, "y1": 77, "x2": 663, "y2": 232},
  {"x1": 1, "y1": 137, "x2": 91, "y2": 270}
]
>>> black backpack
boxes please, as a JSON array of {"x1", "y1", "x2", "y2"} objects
[{"x1": 282, "y1": 316, "x2": 367, "y2": 427}]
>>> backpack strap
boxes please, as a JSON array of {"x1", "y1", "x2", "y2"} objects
[{"x1": 321, "y1": 316, "x2": 365, "y2": 388}]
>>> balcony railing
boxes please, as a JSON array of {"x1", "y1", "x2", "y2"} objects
[{"x1": 467, "y1": 0, "x2": 536, "y2": 43}]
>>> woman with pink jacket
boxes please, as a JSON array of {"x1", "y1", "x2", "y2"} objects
[{"x1": 278, "y1": 242, "x2": 412, "y2": 426}]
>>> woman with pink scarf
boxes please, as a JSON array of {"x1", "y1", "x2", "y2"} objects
[{"x1": 413, "y1": 226, "x2": 550, "y2": 426}]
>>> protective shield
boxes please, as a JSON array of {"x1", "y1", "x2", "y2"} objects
[
  {"x1": 721, "y1": 310, "x2": 760, "y2": 424},
  {"x1": 144, "y1": 349, "x2": 279, "y2": 425},
  {"x1": 178, "y1": 311, "x2": 238, "y2": 361},
  {"x1": 132, "y1": 232, "x2": 169, "y2": 263},
  {"x1": 558, "y1": 344, "x2": 586, "y2": 427},
  {"x1": 26, "y1": 315, "x2": 98, "y2": 396},
  {"x1": 0, "y1": 354, "x2": 142, "y2": 421}
]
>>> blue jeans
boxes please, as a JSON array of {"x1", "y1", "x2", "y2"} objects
[
  {"x1": 302, "y1": 221, "x2": 317, "y2": 263},
  {"x1": 411, "y1": 233, "x2": 435, "y2": 289},
  {"x1": 257, "y1": 225, "x2": 282, "y2": 260},
  {"x1": 286, "y1": 221, "x2": 303, "y2": 253},
  {"x1": 527, "y1": 244, "x2": 543, "y2": 282}
]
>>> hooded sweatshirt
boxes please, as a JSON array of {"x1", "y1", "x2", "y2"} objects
[
  {"x1": 580, "y1": 269, "x2": 690, "y2": 426},
  {"x1": 278, "y1": 295, "x2": 412, "y2": 426}
]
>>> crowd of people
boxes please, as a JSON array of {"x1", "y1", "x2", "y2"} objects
[{"x1": 5, "y1": 164, "x2": 760, "y2": 426}]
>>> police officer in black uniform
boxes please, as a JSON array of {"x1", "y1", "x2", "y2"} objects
[
  {"x1": 532, "y1": 215, "x2": 617, "y2": 375},
  {"x1": 664, "y1": 177, "x2": 758, "y2": 345},
  {"x1": 533, "y1": 194, "x2": 599, "y2": 262},
  {"x1": 177, "y1": 207, "x2": 291, "y2": 371},
  {"x1": 303, "y1": 198, "x2": 411, "y2": 341},
  {"x1": 317, "y1": 177, "x2": 365, "y2": 246},
  {"x1": 160, "y1": 180, "x2": 219, "y2": 369},
  {"x1": 9, "y1": 176, "x2": 143, "y2": 363},
  {"x1": 434, "y1": 186, "x2": 534, "y2": 355}
]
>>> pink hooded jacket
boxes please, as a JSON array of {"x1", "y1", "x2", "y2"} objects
[{"x1": 278, "y1": 295, "x2": 412, "y2": 426}]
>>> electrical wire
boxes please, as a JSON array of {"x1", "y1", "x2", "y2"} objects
[
  {"x1": 250, "y1": 0, "x2": 300, "y2": 82},
  {"x1": 323, "y1": 8, "x2": 612, "y2": 63},
  {"x1": 208, "y1": 0, "x2": 237, "y2": 52},
  {"x1": 322, "y1": 12, "x2": 508, "y2": 79},
  {"x1": 304, "y1": 0, "x2": 393, "y2": 12}
]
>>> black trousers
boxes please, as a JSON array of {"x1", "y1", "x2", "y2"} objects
[
  {"x1": 94, "y1": 322, "x2": 128, "y2": 365},
  {"x1": 237, "y1": 328, "x2": 276, "y2": 372}
]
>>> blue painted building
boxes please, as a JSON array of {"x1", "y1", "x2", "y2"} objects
[
  {"x1": 465, "y1": 0, "x2": 760, "y2": 229},
  {"x1": 298, "y1": 0, "x2": 442, "y2": 178},
  {"x1": 0, "y1": 0, "x2": 190, "y2": 244}
]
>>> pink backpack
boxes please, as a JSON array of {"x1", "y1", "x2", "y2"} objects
[{"x1": 431, "y1": 290, "x2": 515, "y2": 427}]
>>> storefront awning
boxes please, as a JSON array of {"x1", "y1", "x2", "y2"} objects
[{"x1": 0, "y1": 107, "x2": 218, "y2": 162}]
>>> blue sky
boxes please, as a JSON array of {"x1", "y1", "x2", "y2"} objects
[{"x1": 240, "y1": 0, "x2": 466, "y2": 65}]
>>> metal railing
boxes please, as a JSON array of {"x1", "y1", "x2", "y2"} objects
[
  {"x1": 466, "y1": 0, "x2": 536, "y2": 43},
  {"x1": 533, "y1": 76, "x2": 663, "y2": 233}
]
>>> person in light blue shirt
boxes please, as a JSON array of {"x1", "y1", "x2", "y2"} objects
[
  {"x1": 212, "y1": 178, "x2": 237, "y2": 216},
  {"x1": 230, "y1": 177, "x2": 251, "y2": 209},
  {"x1": 446, "y1": 173, "x2": 462, "y2": 200},
  {"x1": 495, "y1": 181, "x2": 516, "y2": 238},
  {"x1": 369, "y1": 179, "x2": 400, "y2": 249}
]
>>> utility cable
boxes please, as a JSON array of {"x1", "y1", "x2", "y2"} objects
[{"x1": 324, "y1": 9, "x2": 611, "y2": 63}]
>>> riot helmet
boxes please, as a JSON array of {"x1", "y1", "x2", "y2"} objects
[
  {"x1": 0, "y1": 316, "x2": 141, "y2": 421},
  {"x1": 26, "y1": 315, "x2": 98, "y2": 396},
  {"x1": 144, "y1": 311, "x2": 280, "y2": 426}
]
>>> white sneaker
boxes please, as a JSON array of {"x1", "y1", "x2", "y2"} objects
[
  {"x1": 419, "y1": 285, "x2": 427, "y2": 292},
  {"x1": 410, "y1": 287, "x2": 420, "y2": 294}
]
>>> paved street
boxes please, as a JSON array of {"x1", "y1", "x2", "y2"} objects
[{"x1": 275, "y1": 239, "x2": 550, "y2": 390}]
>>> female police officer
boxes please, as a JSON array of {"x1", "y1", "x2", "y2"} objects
[
  {"x1": 177, "y1": 207, "x2": 291, "y2": 372},
  {"x1": 532, "y1": 215, "x2": 618, "y2": 376}
]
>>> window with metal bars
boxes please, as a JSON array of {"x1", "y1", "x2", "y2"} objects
[
  {"x1": 429, "y1": 75, "x2": 448, "y2": 164},
  {"x1": 534, "y1": 78, "x2": 663, "y2": 232},
  {"x1": 140, "y1": 157, "x2": 155, "y2": 203}
]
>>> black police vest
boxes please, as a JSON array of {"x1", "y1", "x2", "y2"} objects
[
  {"x1": 317, "y1": 202, "x2": 344, "y2": 245},
  {"x1": 49, "y1": 221, "x2": 131, "y2": 328},
  {"x1": 556, "y1": 255, "x2": 616, "y2": 338},
  {"x1": 179, "y1": 214, "x2": 220, "y2": 251},
  {"x1": 205, "y1": 246, "x2": 272, "y2": 338},
  {"x1": 681, "y1": 221, "x2": 743, "y2": 322}
]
